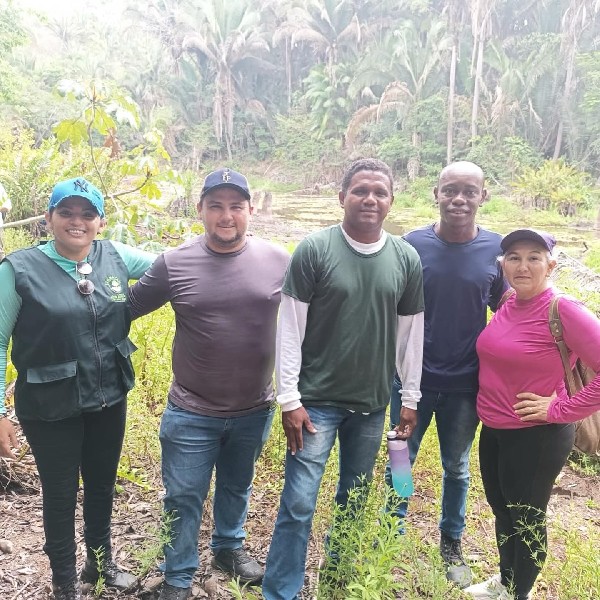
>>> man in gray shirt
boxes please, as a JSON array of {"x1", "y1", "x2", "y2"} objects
[{"x1": 128, "y1": 168, "x2": 290, "y2": 600}]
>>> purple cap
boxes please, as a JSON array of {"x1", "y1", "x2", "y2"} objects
[
  {"x1": 501, "y1": 229, "x2": 556, "y2": 254},
  {"x1": 200, "y1": 168, "x2": 251, "y2": 200}
]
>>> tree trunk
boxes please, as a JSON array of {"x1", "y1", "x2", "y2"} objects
[
  {"x1": 262, "y1": 191, "x2": 273, "y2": 216},
  {"x1": 286, "y1": 41, "x2": 292, "y2": 112},
  {"x1": 471, "y1": 31, "x2": 485, "y2": 141},
  {"x1": 407, "y1": 130, "x2": 421, "y2": 181},
  {"x1": 553, "y1": 43, "x2": 576, "y2": 159},
  {"x1": 447, "y1": 42, "x2": 457, "y2": 164},
  {"x1": 224, "y1": 70, "x2": 235, "y2": 162}
]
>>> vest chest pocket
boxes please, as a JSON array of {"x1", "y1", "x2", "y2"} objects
[
  {"x1": 116, "y1": 338, "x2": 138, "y2": 392},
  {"x1": 23, "y1": 360, "x2": 80, "y2": 421}
]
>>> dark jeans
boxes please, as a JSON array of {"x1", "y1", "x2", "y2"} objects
[
  {"x1": 20, "y1": 400, "x2": 127, "y2": 586},
  {"x1": 479, "y1": 423, "x2": 574, "y2": 599}
]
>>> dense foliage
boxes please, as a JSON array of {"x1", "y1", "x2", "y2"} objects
[{"x1": 0, "y1": 0, "x2": 599, "y2": 188}]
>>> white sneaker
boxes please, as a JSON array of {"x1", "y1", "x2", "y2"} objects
[
  {"x1": 464, "y1": 574, "x2": 507, "y2": 598},
  {"x1": 496, "y1": 591, "x2": 532, "y2": 600}
]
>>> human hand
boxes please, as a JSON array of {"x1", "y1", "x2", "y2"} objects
[
  {"x1": 281, "y1": 406, "x2": 317, "y2": 455},
  {"x1": 0, "y1": 418, "x2": 18, "y2": 458},
  {"x1": 395, "y1": 407, "x2": 417, "y2": 439},
  {"x1": 514, "y1": 391, "x2": 556, "y2": 422}
]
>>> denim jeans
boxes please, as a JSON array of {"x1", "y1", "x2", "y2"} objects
[
  {"x1": 386, "y1": 377, "x2": 479, "y2": 539},
  {"x1": 159, "y1": 401, "x2": 275, "y2": 588},
  {"x1": 262, "y1": 406, "x2": 387, "y2": 600},
  {"x1": 20, "y1": 400, "x2": 127, "y2": 586}
]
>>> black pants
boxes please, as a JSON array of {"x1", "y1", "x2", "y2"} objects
[
  {"x1": 20, "y1": 400, "x2": 127, "y2": 586},
  {"x1": 479, "y1": 423, "x2": 574, "y2": 599}
]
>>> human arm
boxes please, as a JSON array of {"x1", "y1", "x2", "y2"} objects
[
  {"x1": 276, "y1": 294, "x2": 316, "y2": 454},
  {"x1": 110, "y1": 240, "x2": 157, "y2": 280},
  {"x1": 394, "y1": 312, "x2": 424, "y2": 439},
  {"x1": 127, "y1": 253, "x2": 171, "y2": 319},
  {"x1": 392, "y1": 243, "x2": 424, "y2": 438},
  {"x1": 488, "y1": 261, "x2": 509, "y2": 312},
  {"x1": 0, "y1": 261, "x2": 21, "y2": 457},
  {"x1": 514, "y1": 391, "x2": 557, "y2": 422},
  {"x1": 515, "y1": 298, "x2": 600, "y2": 423}
]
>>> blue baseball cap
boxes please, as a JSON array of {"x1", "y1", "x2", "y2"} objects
[
  {"x1": 200, "y1": 168, "x2": 251, "y2": 201},
  {"x1": 48, "y1": 177, "x2": 105, "y2": 218},
  {"x1": 501, "y1": 229, "x2": 556, "y2": 253}
]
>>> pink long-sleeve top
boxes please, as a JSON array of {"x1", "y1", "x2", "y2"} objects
[{"x1": 476, "y1": 287, "x2": 600, "y2": 429}]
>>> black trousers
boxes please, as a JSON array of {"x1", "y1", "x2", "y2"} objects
[
  {"x1": 479, "y1": 423, "x2": 574, "y2": 599},
  {"x1": 20, "y1": 400, "x2": 127, "y2": 586}
]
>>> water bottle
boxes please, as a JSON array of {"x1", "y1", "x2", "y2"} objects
[{"x1": 387, "y1": 430, "x2": 414, "y2": 497}]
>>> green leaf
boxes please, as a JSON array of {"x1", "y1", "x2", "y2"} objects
[
  {"x1": 84, "y1": 107, "x2": 117, "y2": 135},
  {"x1": 140, "y1": 180, "x2": 162, "y2": 200},
  {"x1": 52, "y1": 120, "x2": 88, "y2": 145}
]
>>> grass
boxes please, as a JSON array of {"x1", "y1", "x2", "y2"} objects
[
  {"x1": 132, "y1": 510, "x2": 176, "y2": 578},
  {"x1": 229, "y1": 411, "x2": 599, "y2": 599},
  {"x1": 89, "y1": 546, "x2": 106, "y2": 597},
  {"x1": 0, "y1": 227, "x2": 34, "y2": 255},
  {"x1": 567, "y1": 451, "x2": 600, "y2": 477},
  {"x1": 545, "y1": 526, "x2": 600, "y2": 600}
]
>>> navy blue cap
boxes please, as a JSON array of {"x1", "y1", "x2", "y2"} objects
[
  {"x1": 501, "y1": 229, "x2": 556, "y2": 253},
  {"x1": 48, "y1": 178, "x2": 105, "y2": 218},
  {"x1": 200, "y1": 168, "x2": 251, "y2": 200}
]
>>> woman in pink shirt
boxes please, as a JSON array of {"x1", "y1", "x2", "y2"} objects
[{"x1": 467, "y1": 229, "x2": 600, "y2": 600}]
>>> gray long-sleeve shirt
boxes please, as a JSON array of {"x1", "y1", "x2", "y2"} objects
[{"x1": 128, "y1": 235, "x2": 290, "y2": 417}]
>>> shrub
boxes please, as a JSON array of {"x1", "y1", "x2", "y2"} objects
[{"x1": 513, "y1": 160, "x2": 599, "y2": 215}]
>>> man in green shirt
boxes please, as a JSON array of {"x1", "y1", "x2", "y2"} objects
[{"x1": 262, "y1": 158, "x2": 425, "y2": 600}]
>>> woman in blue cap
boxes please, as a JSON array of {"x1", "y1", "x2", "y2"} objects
[{"x1": 0, "y1": 178, "x2": 155, "y2": 600}]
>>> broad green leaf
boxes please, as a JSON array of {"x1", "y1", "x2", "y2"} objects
[{"x1": 52, "y1": 120, "x2": 88, "y2": 145}]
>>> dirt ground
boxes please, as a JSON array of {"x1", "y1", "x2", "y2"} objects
[
  {"x1": 1, "y1": 205, "x2": 599, "y2": 599},
  {"x1": 1, "y1": 417, "x2": 598, "y2": 600}
]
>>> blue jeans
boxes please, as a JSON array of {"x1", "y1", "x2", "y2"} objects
[
  {"x1": 159, "y1": 401, "x2": 275, "y2": 588},
  {"x1": 262, "y1": 406, "x2": 387, "y2": 600},
  {"x1": 386, "y1": 377, "x2": 479, "y2": 539}
]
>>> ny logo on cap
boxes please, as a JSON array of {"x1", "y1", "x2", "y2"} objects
[
  {"x1": 222, "y1": 169, "x2": 231, "y2": 183},
  {"x1": 74, "y1": 179, "x2": 89, "y2": 193}
]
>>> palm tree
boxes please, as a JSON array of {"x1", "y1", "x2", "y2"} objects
[
  {"x1": 345, "y1": 17, "x2": 452, "y2": 178},
  {"x1": 440, "y1": 0, "x2": 470, "y2": 164},
  {"x1": 484, "y1": 36, "x2": 558, "y2": 145},
  {"x1": 180, "y1": 0, "x2": 273, "y2": 160},
  {"x1": 469, "y1": 0, "x2": 497, "y2": 142},
  {"x1": 553, "y1": 0, "x2": 600, "y2": 159},
  {"x1": 287, "y1": 0, "x2": 362, "y2": 79}
]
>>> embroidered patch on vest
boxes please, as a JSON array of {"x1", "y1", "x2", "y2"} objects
[{"x1": 105, "y1": 275, "x2": 126, "y2": 302}]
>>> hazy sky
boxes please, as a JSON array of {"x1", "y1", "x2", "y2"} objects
[
  {"x1": 21, "y1": 0, "x2": 80, "y2": 14},
  {"x1": 19, "y1": 0, "x2": 124, "y2": 17}
]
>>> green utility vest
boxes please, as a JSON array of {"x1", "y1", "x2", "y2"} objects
[{"x1": 6, "y1": 241, "x2": 137, "y2": 421}]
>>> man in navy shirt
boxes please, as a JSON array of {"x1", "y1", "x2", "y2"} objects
[{"x1": 387, "y1": 161, "x2": 507, "y2": 587}]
